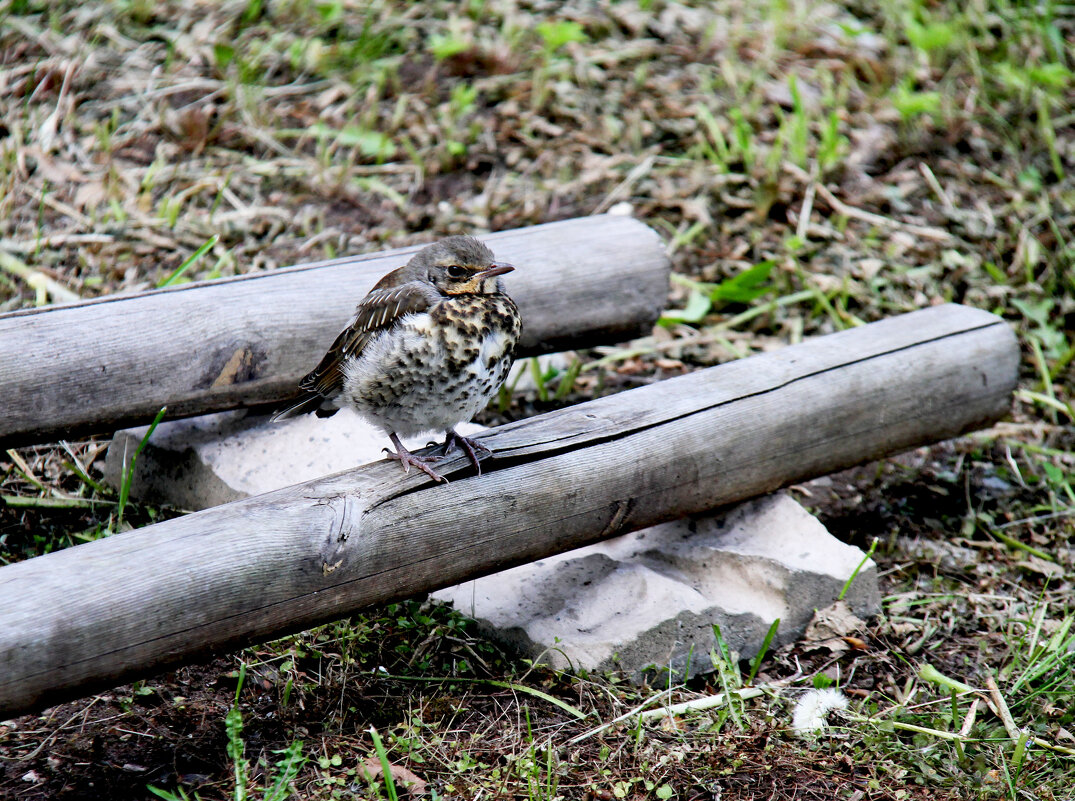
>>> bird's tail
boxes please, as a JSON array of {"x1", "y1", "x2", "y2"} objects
[{"x1": 270, "y1": 392, "x2": 339, "y2": 422}]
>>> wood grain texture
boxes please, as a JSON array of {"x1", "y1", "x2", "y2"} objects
[
  {"x1": 0, "y1": 304, "x2": 1018, "y2": 718},
  {"x1": 0, "y1": 215, "x2": 668, "y2": 446}
]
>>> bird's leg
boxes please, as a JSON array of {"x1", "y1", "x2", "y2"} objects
[
  {"x1": 443, "y1": 428, "x2": 492, "y2": 475},
  {"x1": 384, "y1": 432, "x2": 447, "y2": 483}
]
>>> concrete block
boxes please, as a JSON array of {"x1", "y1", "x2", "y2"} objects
[
  {"x1": 103, "y1": 410, "x2": 482, "y2": 511},
  {"x1": 434, "y1": 493, "x2": 880, "y2": 683}
]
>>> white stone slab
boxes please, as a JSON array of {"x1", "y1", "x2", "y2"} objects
[
  {"x1": 103, "y1": 409, "x2": 482, "y2": 510},
  {"x1": 434, "y1": 493, "x2": 880, "y2": 683}
]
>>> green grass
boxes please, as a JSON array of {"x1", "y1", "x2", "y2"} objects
[{"x1": 0, "y1": 0, "x2": 1073, "y2": 798}]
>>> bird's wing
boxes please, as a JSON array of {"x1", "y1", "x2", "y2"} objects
[{"x1": 299, "y1": 280, "x2": 441, "y2": 398}]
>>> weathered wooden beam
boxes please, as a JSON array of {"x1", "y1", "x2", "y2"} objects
[
  {"x1": 0, "y1": 304, "x2": 1017, "y2": 719},
  {"x1": 0, "y1": 215, "x2": 668, "y2": 447}
]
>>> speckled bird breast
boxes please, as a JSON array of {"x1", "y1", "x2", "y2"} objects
[{"x1": 341, "y1": 293, "x2": 521, "y2": 437}]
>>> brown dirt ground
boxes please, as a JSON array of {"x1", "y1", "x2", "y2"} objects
[{"x1": 2, "y1": 1, "x2": 1073, "y2": 799}]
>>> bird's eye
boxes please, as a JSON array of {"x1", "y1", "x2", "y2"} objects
[{"x1": 446, "y1": 265, "x2": 467, "y2": 278}]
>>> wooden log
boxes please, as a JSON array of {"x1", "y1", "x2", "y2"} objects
[
  {"x1": 0, "y1": 215, "x2": 668, "y2": 447},
  {"x1": 0, "y1": 304, "x2": 1017, "y2": 719}
]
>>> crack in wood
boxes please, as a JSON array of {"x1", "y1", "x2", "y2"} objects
[
  {"x1": 0, "y1": 306, "x2": 1018, "y2": 718},
  {"x1": 600, "y1": 499, "x2": 633, "y2": 539},
  {"x1": 361, "y1": 318, "x2": 1006, "y2": 516}
]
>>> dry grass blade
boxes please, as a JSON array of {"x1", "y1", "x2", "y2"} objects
[
  {"x1": 0, "y1": 251, "x2": 79, "y2": 305},
  {"x1": 0, "y1": 0, "x2": 1073, "y2": 798},
  {"x1": 811, "y1": 182, "x2": 956, "y2": 244}
]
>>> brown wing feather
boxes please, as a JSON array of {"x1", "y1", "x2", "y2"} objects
[{"x1": 298, "y1": 281, "x2": 441, "y2": 398}]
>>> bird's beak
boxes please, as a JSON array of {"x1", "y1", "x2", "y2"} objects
[{"x1": 475, "y1": 262, "x2": 514, "y2": 280}]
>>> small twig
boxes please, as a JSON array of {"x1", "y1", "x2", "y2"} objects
[
  {"x1": 1, "y1": 494, "x2": 112, "y2": 509},
  {"x1": 36, "y1": 190, "x2": 93, "y2": 228},
  {"x1": 0, "y1": 250, "x2": 80, "y2": 304},
  {"x1": 570, "y1": 680, "x2": 787, "y2": 744},
  {"x1": 567, "y1": 689, "x2": 674, "y2": 744},
  {"x1": 1029, "y1": 735, "x2": 1075, "y2": 757},
  {"x1": 993, "y1": 508, "x2": 1074, "y2": 530},
  {"x1": 889, "y1": 720, "x2": 967, "y2": 741},
  {"x1": 795, "y1": 176, "x2": 817, "y2": 241},
  {"x1": 0, "y1": 233, "x2": 116, "y2": 252},
  {"x1": 812, "y1": 182, "x2": 955, "y2": 243},
  {"x1": 5, "y1": 449, "x2": 46, "y2": 492},
  {"x1": 918, "y1": 162, "x2": 954, "y2": 212},
  {"x1": 959, "y1": 698, "x2": 979, "y2": 737},
  {"x1": 2, "y1": 699, "x2": 100, "y2": 762},
  {"x1": 37, "y1": 59, "x2": 76, "y2": 152},
  {"x1": 984, "y1": 674, "x2": 1019, "y2": 741},
  {"x1": 989, "y1": 528, "x2": 1055, "y2": 561},
  {"x1": 592, "y1": 153, "x2": 656, "y2": 214},
  {"x1": 637, "y1": 686, "x2": 767, "y2": 722},
  {"x1": 1002, "y1": 443, "x2": 1028, "y2": 490}
]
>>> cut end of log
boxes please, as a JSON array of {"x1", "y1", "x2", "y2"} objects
[{"x1": 0, "y1": 215, "x2": 670, "y2": 447}]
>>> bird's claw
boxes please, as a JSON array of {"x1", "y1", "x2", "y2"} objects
[
  {"x1": 444, "y1": 430, "x2": 492, "y2": 476},
  {"x1": 383, "y1": 446, "x2": 447, "y2": 483}
]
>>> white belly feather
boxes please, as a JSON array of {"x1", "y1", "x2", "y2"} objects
[{"x1": 340, "y1": 311, "x2": 514, "y2": 437}]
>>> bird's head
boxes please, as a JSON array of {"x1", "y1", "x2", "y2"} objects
[{"x1": 409, "y1": 235, "x2": 514, "y2": 295}]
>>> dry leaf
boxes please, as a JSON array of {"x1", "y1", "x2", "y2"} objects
[
  {"x1": 362, "y1": 757, "x2": 428, "y2": 796},
  {"x1": 1016, "y1": 556, "x2": 1064, "y2": 579},
  {"x1": 804, "y1": 600, "x2": 867, "y2": 641}
]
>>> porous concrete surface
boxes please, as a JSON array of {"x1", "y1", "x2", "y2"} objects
[
  {"x1": 434, "y1": 493, "x2": 880, "y2": 683},
  {"x1": 103, "y1": 410, "x2": 483, "y2": 510}
]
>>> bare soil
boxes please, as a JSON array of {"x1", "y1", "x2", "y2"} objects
[{"x1": 1, "y1": 1, "x2": 1072, "y2": 799}]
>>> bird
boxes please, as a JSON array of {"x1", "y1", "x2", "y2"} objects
[{"x1": 273, "y1": 235, "x2": 522, "y2": 483}]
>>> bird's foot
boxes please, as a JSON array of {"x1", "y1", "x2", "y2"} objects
[
  {"x1": 386, "y1": 434, "x2": 447, "y2": 483},
  {"x1": 444, "y1": 428, "x2": 492, "y2": 475}
]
